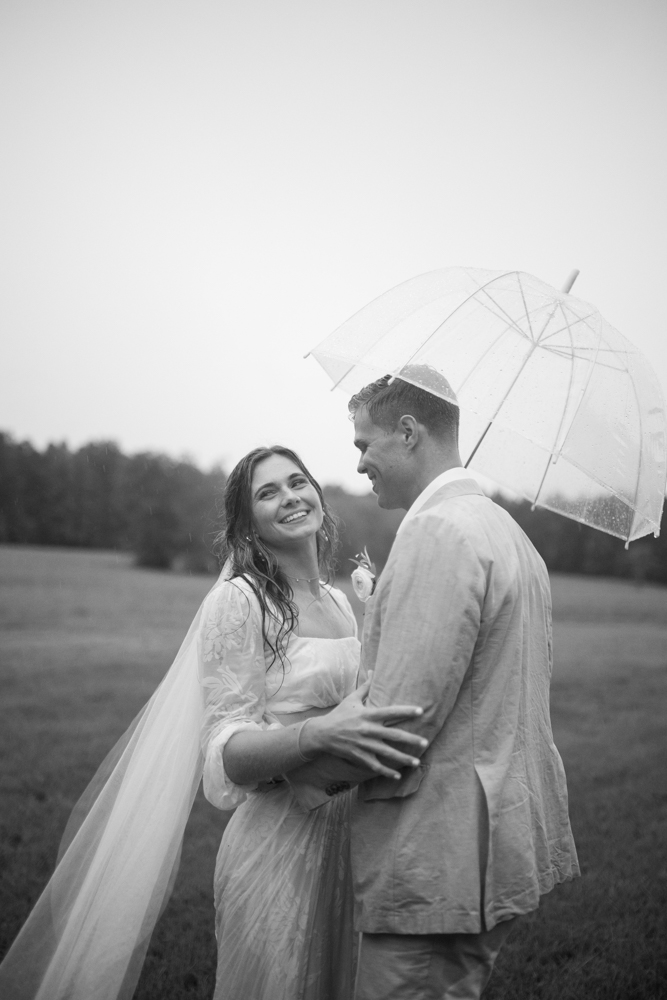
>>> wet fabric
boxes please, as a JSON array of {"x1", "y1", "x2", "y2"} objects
[
  {"x1": 355, "y1": 920, "x2": 516, "y2": 1000},
  {"x1": 213, "y1": 785, "x2": 356, "y2": 1000},
  {"x1": 353, "y1": 479, "x2": 579, "y2": 935},
  {"x1": 199, "y1": 577, "x2": 361, "y2": 998}
]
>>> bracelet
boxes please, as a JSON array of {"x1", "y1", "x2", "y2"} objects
[
  {"x1": 296, "y1": 719, "x2": 317, "y2": 762},
  {"x1": 325, "y1": 782, "x2": 351, "y2": 797}
]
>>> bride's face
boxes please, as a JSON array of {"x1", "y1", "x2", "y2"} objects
[{"x1": 250, "y1": 455, "x2": 323, "y2": 550}]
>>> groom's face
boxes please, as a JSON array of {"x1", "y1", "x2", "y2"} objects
[{"x1": 353, "y1": 408, "x2": 412, "y2": 509}]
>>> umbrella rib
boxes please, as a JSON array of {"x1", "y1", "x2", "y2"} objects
[
  {"x1": 477, "y1": 290, "x2": 587, "y2": 348},
  {"x1": 530, "y1": 318, "x2": 654, "y2": 539},
  {"x1": 542, "y1": 349, "x2": 633, "y2": 369},
  {"x1": 539, "y1": 317, "x2": 604, "y2": 478},
  {"x1": 556, "y1": 452, "x2": 647, "y2": 519},
  {"x1": 437, "y1": 293, "x2": 531, "y2": 347},
  {"x1": 521, "y1": 442, "x2": 650, "y2": 526},
  {"x1": 532, "y1": 297, "x2": 565, "y2": 346},
  {"x1": 472, "y1": 430, "x2": 648, "y2": 534},
  {"x1": 464, "y1": 276, "x2": 571, "y2": 464},
  {"x1": 455, "y1": 326, "x2": 521, "y2": 399},
  {"x1": 316, "y1": 269, "x2": 457, "y2": 389},
  {"x1": 328, "y1": 269, "x2": 520, "y2": 391},
  {"x1": 465, "y1": 341, "x2": 540, "y2": 467},
  {"x1": 475, "y1": 286, "x2": 533, "y2": 342},
  {"x1": 537, "y1": 348, "x2": 628, "y2": 372},
  {"x1": 471, "y1": 296, "x2": 533, "y2": 343},
  {"x1": 542, "y1": 345, "x2": 635, "y2": 354},
  {"x1": 398, "y1": 270, "x2": 521, "y2": 371},
  {"x1": 441, "y1": 273, "x2": 545, "y2": 400},
  {"x1": 627, "y1": 374, "x2": 645, "y2": 543},
  {"x1": 449, "y1": 293, "x2": 572, "y2": 403},
  {"x1": 539, "y1": 309, "x2": 599, "y2": 336},
  {"x1": 530, "y1": 499, "x2": 631, "y2": 543},
  {"x1": 516, "y1": 273, "x2": 535, "y2": 340},
  {"x1": 531, "y1": 302, "x2": 578, "y2": 508}
]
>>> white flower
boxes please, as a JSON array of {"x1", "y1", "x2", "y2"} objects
[
  {"x1": 350, "y1": 546, "x2": 377, "y2": 603},
  {"x1": 351, "y1": 565, "x2": 375, "y2": 603}
]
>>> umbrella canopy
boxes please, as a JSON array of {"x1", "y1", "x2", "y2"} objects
[{"x1": 308, "y1": 268, "x2": 666, "y2": 543}]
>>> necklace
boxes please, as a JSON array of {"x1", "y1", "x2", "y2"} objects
[{"x1": 286, "y1": 573, "x2": 324, "y2": 602}]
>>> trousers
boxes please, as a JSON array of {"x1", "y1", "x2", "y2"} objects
[{"x1": 354, "y1": 918, "x2": 516, "y2": 1000}]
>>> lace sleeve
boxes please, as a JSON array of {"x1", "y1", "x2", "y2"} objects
[{"x1": 199, "y1": 579, "x2": 279, "y2": 810}]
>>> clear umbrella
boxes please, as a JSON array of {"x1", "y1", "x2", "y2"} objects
[{"x1": 307, "y1": 268, "x2": 666, "y2": 543}]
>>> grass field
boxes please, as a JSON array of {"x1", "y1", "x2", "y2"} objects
[{"x1": 1, "y1": 546, "x2": 666, "y2": 999}]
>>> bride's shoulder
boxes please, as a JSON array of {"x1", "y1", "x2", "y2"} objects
[{"x1": 202, "y1": 575, "x2": 261, "y2": 622}]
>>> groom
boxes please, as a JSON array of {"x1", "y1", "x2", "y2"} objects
[{"x1": 346, "y1": 370, "x2": 579, "y2": 999}]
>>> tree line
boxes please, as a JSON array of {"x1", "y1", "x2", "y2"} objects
[
  {"x1": 0, "y1": 433, "x2": 225, "y2": 572},
  {"x1": 1, "y1": 432, "x2": 666, "y2": 583}
]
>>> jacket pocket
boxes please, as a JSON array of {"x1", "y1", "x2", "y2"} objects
[{"x1": 360, "y1": 764, "x2": 428, "y2": 802}]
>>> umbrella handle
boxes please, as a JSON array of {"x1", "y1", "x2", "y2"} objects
[{"x1": 561, "y1": 269, "x2": 580, "y2": 294}]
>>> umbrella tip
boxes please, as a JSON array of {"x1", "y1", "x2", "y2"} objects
[{"x1": 561, "y1": 269, "x2": 580, "y2": 294}]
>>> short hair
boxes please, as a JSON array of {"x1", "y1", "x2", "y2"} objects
[{"x1": 348, "y1": 365, "x2": 459, "y2": 440}]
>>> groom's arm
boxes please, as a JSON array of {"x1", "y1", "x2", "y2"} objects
[
  {"x1": 281, "y1": 755, "x2": 375, "y2": 810},
  {"x1": 285, "y1": 730, "x2": 413, "y2": 809},
  {"x1": 286, "y1": 513, "x2": 484, "y2": 809},
  {"x1": 362, "y1": 515, "x2": 485, "y2": 798},
  {"x1": 287, "y1": 754, "x2": 374, "y2": 786}
]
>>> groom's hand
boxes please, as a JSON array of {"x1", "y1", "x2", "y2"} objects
[{"x1": 297, "y1": 675, "x2": 427, "y2": 781}]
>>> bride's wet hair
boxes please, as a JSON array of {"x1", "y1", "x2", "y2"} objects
[{"x1": 216, "y1": 446, "x2": 339, "y2": 667}]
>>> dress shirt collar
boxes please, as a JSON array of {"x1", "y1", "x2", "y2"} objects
[{"x1": 396, "y1": 467, "x2": 477, "y2": 536}]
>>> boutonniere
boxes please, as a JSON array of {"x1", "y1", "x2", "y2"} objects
[{"x1": 350, "y1": 547, "x2": 377, "y2": 603}]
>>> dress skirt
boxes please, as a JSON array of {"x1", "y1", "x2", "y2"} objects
[{"x1": 213, "y1": 785, "x2": 356, "y2": 1000}]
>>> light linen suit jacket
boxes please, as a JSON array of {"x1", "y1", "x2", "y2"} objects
[{"x1": 352, "y1": 479, "x2": 579, "y2": 935}]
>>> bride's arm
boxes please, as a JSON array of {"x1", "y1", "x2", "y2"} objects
[
  {"x1": 223, "y1": 677, "x2": 426, "y2": 786},
  {"x1": 199, "y1": 582, "x2": 424, "y2": 809}
]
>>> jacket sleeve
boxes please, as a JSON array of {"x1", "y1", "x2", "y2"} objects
[
  {"x1": 362, "y1": 513, "x2": 486, "y2": 800},
  {"x1": 199, "y1": 580, "x2": 281, "y2": 810}
]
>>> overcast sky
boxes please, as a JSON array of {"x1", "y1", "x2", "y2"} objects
[{"x1": 1, "y1": 0, "x2": 665, "y2": 491}]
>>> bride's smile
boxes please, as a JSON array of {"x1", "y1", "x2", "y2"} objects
[
  {"x1": 251, "y1": 453, "x2": 324, "y2": 548},
  {"x1": 280, "y1": 509, "x2": 309, "y2": 523}
]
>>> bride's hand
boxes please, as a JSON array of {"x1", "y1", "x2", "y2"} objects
[{"x1": 299, "y1": 675, "x2": 427, "y2": 780}]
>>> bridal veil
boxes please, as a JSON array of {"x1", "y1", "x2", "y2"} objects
[{"x1": 0, "y1": 569, "x2": 231, "y2": 1000}]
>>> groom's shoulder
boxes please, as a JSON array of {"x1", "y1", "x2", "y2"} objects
[
  {"x1": 418, "y1": 482, "x2": 492, "y2": 528},
  {"x1": 396, "y1": 495, "x2": 486, "y2": 558},
  {"x1": 404, "y1": 487, "x2": 524, "y2": 553},
  {"x1": 411, "y1": 487, "x2": 544, "y2": 567}
]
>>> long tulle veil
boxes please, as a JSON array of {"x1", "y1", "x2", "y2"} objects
[{"x1": 0, "y1": 564, "x2": 233, "y2": 1000}]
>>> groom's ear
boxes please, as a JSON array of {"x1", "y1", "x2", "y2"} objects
[{"x1": 397, "y1": 414, "x2": 420, "y2": 451}]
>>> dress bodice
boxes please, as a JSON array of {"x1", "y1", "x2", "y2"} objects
[
  {"x1": 265, "y1": 634, "x2": 360, "y2": 714},
  {"x1": 199, "y1": 576, "x2": 361, "y2": 810}
]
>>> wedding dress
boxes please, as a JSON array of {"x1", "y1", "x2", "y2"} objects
[
  {"x1": 200, "y1": 577, "x2": 360, "y2": 999},
  {"x1": 0, "y1": 572, "x2": 360, "y2": 1000}
]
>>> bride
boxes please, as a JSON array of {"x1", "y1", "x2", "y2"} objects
[{"x1": 0, "y1": 445, "x2": 424, "y2": 1000}]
